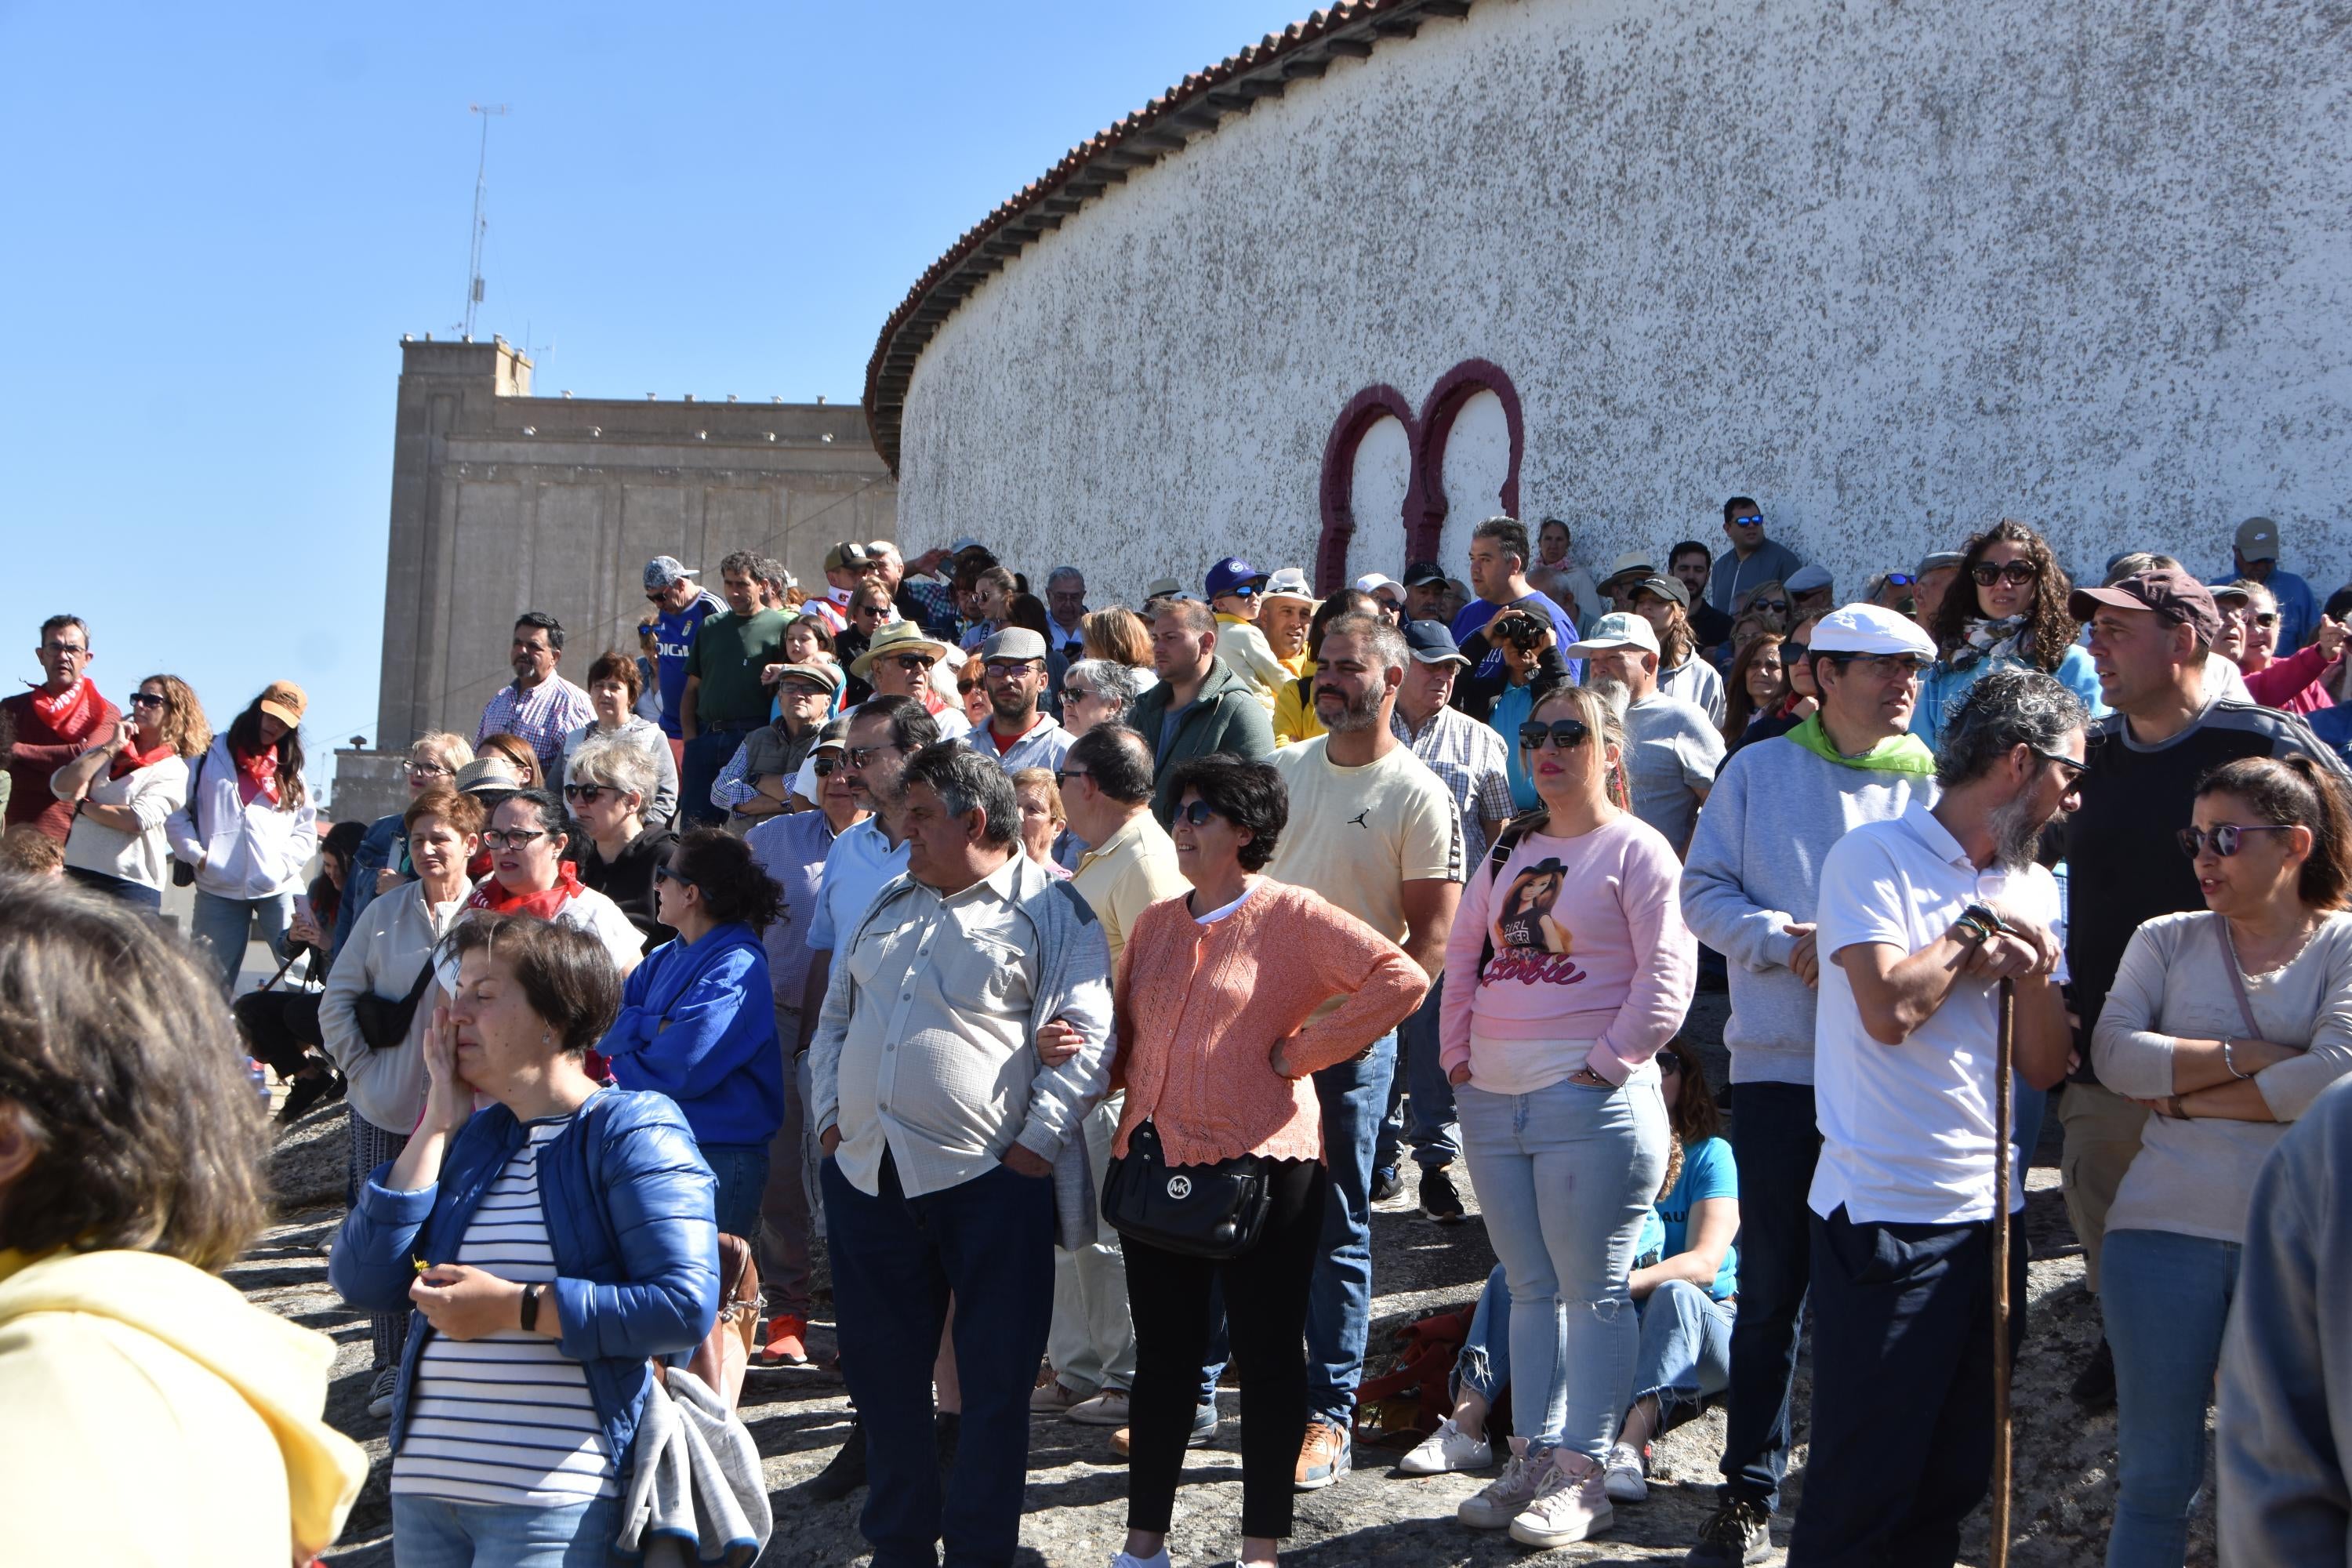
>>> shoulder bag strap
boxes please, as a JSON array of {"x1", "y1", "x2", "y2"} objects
[{"x1": 2216, "y1": 913, "x2": 2264, "y2": 1040}]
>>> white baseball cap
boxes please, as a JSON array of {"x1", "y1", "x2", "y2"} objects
[
  {"x1": 1807, "y1": 603, "x2": 1937, "y2": 659},
  {"x1": 1263, "y1": 567, "x2": 1316, "y2": 604},
  {"x1": 1564, "y1": 612, "x2": 1661, "y2": 658}
]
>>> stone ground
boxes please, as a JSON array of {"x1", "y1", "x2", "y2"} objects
[{"x1": 245, "y1": 993, "x2": 2215, "y2": 1567}]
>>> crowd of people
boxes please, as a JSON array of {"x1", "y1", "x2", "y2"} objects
[{"x1": 5, "y1": 501, "x2": 2352, "y2": 1568}]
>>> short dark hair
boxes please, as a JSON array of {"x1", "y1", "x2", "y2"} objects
[
  {"x1": 0, "y1": 877, "x2": 270, "y2": 1271},
  {"x1": 903, "y1": 742, "x2": 1019, "y2": 847},
  {"x1": 38, "y1": 614, "x2": 87, "y2": 647},
  {"x1": 719, "y1": 550, "x2": 762, "y2": 581},
  {"x1": 1065, "y1": 724, "x2": 1154, "y2": 806},
  {"x1": 1471, "y1": 516, "x2": 1530, "y2": 571},
  {"x1": 586, "y1": 648, "x2": 643, "y2": 702},
  {"x1": 495, "y1": 787, "x2": 572, "y2": 858},
  {"x1": 1669, "y1": 539, "x2": 1713, "y2": 568},
  {"x1": 1163, "y1": 753, "x2": 1287, "y2": 871},
  {"x1": 1723, "y1": 496, "x2": 1761, "y2": 525},
  {"x1": 321, "y1": 819, "x2": 369, "y2": 877},
  {"x1": 448, "y1": 915, "x2": 622, "y2": 1054},
  {"x1": 670, "y1": 828, "x2": 787, "y2": 931},
  {"x1": 2198, "y1": 755, "x2": 2352, "y2": 911},
  {"x1": 1934, "y1": 666, "x2": 2089, "y2": 789},
  {"x1": 514, "y1": 611, "x2": 564, "y2": 653},
  {"x1": 852, "y1": 694, "x2": 941, "y2": 754}
]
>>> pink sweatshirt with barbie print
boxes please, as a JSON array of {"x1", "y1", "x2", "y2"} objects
[{"x1": 1439, "y1": 812, "x2": 1697, "y2": 1090}]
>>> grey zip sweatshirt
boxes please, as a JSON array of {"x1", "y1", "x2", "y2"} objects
[{"x1": 1679, "y1": 736, "x2": 1932, "y2": 1085}]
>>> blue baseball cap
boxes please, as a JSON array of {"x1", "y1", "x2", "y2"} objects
[
  {"x1": 1403, "y1": 619, "x2": 1470, "y2": 667},
  {"x1": 1205, "y1": 557, "x2": 1269, "y2": 601}
]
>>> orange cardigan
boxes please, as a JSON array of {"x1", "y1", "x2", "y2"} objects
[{"x1": 1111, "y1": 880, "x2": 1428, "y2": 1167}]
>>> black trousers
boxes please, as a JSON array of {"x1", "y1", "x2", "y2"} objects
[
  {"x1": 1123, "y1": 1155, "x2": 1327, "y2": 1541},
  {"x1": 232, "y1": 988, "x2": 324, "y2": 1079},
  {"x1": 1788, "y1": 1204, "x2": 2030, "y2": 1568}
]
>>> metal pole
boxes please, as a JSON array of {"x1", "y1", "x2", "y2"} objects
[{"x1": 1991, "y1": 977, "x2": 2016, "y2": 1568}]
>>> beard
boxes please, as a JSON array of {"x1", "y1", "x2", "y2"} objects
[
  {"x1": 1586, "y1": 677, "x2": 1632, "y2": 717},
  {"x1": 1987, "y1": 791, "x2": 2050, "y2": 872},
  {"x1": 1316, "y1": 681, "x2": 1388, "y2": 735}
]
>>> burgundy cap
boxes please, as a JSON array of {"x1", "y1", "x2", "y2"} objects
[{"x1": 2067, "y1": 568, "x2": 2222, "y2": 644}]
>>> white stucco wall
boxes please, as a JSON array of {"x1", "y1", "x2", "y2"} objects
[{"x1": 893, "y1": 0, "x2": 2351, "y2": 604}]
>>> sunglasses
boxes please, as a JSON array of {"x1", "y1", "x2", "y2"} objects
[
  {"x1": 1175, "y1": 800, "x2": 1225, "y2": 826},
  {"x1": 2028, "y1": 745, "x2": 2086, "y2": 785},
  {"x1": 1053, "y1": 768, "x2": 1091, "y2": 788},
  {"x1": 652, "y1": 862, "x2": 699, "y2": 890},
  {"x1": 811, "y1": 754, "x2": 841, "y2": 777},
  {"x1": 1221, "y1": 585, "x2": 1260, "y2": 600},
  {"x1": 842, "y1": 744, "x2": 904, "y2": 769},
  {"x1": 1882, "y1": 572, "x2": 1917, "y2": 587},
  {"x1": 889, "y1": 654, "x2": 938, "y2": 672},
  {"x1": 479, "y1": 828, "x2": 549, "y2": 851},
  {"x1": 1517, "y1": 718, "x2": 1593, "y2": 751},
  {"x1": 128, "y1": 691, "x2": 168, "y2": 710},
  {"x1": 957, "y1": 679, "x2": 981, "y2": 695},
  {"x1": 562, "y1": 782, "x2": 613, "y2": 804},
  {"x1": 1730, "y1": 514, "x2": 1763, "y2": 528},
  {"x1": 2178, "y1": 823, "x2": 2295, "y2": 858},
  {"x1": 406, "y1": 762, "x2": 450, "y2": 782},
  {"x1": 2250, "y1": 612, "x2": 2280, "y2": 628},
  {"x1": 1749, "y1": 597, "x2": 1790, "y2": 615},
  {"x1": 1657, "y1": 1051, "x2": 1685, "y2": 1076},
  {"x1": 1784, "y1": 641, "x2": 1809, "y2": 662},
  {"x1": 1971, "y1": 560, "x2": 2041, "y2": 587}
]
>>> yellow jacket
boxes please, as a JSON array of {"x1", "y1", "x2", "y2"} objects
[
  {"x1": 1271, "y1": 659, "x2": 1324, "y2": 746},
  {"x1": 0, "y1": 1246, "x2": 367, "y2": 1566}
]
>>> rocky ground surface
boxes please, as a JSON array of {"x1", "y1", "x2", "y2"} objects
[{"x1": 248, "y1": 994, "x2": 2214, "y2": 1566}]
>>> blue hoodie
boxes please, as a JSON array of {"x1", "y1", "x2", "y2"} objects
[{"x1": 601, "y1": 923, "x2": 785, "y2": 1147}]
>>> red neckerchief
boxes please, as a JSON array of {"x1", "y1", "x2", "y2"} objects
[
  {"x1": 465, "y1": 862, "x2": 587, "y2": 920},
  {"x1": 27, "y1": 677, "x2": 95, "y2": 735},
  {"x1": 230, "y1": 739, "x2": 281, "y2": 805},
  {"x1": 110, "y1": 739, "x2": 175, "y2": 779}
]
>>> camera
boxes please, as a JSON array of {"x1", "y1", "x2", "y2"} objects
[{"x1": 1495, "y1": 614, "x2": 1545, "y2": 652}]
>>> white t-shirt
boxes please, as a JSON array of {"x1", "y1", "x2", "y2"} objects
[
  {"x1": 1623, "y1": 694, "x2": 1724, "y2": 852},
  {"x1": 1810, "y1": 800, "x2": 2067, "y2": 1225}
]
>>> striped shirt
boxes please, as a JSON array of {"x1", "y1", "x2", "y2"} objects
[{"x1": 390, "y1": 1118, "x2": 617, "y2": 1508}]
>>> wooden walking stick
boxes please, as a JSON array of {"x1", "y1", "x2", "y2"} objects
[{"x1": 1990, "y1": 975, "x2": 2016, "y2": 1568}]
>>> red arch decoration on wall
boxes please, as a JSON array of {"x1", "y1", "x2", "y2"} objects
[{"x1": 1315, "y1": 360, "x2": 1524, "y2": 594}]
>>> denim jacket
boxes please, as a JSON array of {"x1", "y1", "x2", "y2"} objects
[{"x1": 328, "y1": 1087, "x2": 720, "y2": 1467}]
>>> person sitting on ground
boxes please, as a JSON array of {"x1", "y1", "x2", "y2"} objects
[
  {"x1": 51, "y1": 671, "x2": 206, "y2": 910},
  {"x1": 599, "y1": 829, "x2": 786, "y2": 1242},
  {"x1": 2090, "y1": 754, "x2": 2352, "y2": 1566},
  {"x1": 567, "y1": 731, "x2": 680, "y2": 954},
  {"x1": 330, "y1": 914, "x2": 720, "y2": 1563},
  {"x1": 0, "y1": 877, "x2": 368, "y2": 1565},
  {"x1": 2215, "y1": 578, "x2": 2344, "y2": 716},
  {"x1": 561, "y1": 648, "x2": 681, "y2": 829},
  {"x1": 336, "y1": 732, "x2": 474, "y2": 955},
  {"x1": 1406, "y1": 1038, "x2": 1738, "y2": 1506},
  {"x1": 1914, "y1": 519, "x2": 2106, "y2": 747}
]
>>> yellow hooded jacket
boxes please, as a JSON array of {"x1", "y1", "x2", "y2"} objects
[{"x1": 0, "y1": 1246, "x2": 367, "y2": 1566}]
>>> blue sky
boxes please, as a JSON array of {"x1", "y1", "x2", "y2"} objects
[{"x1": 0, "y1": 1, "x2": 1299, "y2": 803}]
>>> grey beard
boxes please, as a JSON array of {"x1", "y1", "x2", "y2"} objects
[
  {"x1": 1987, "y1": 792, "x2": 2048, "y2": 872},
  {"x1": 1587, "y1": 677, "x2": 1632, "y2": 717},
  {"x1": 1319, "y1": 684, "x2": 1388, "y2": 735}
]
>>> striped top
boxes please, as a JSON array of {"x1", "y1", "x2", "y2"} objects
[{"x1": 390, "y1": 1117, "x2": 617, "y2": 1506}]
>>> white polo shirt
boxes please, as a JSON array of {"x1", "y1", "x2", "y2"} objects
[{"x1": 1809, "y1": 800, "x2": 2066, "y2": 1226}]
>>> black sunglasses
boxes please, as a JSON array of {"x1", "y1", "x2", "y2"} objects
[
  {"x1": 1518, "y1": 718, "x2": 1593, "y2": 751},
  {"x1": 2179, "y1": 824, "x2": 2294, "y2": 858},
  {"x1": 1053, "y1": 768, "x2": 1091, "y2": 789},
  {"x1": 1657, "y1": 1050, "x2": 1685, "y2": 1075},
  {"x1": 1971, "y1": 560, "x2": 2040, "y2": 587},
  {"x1": 652, "y1": 862, "x2": 698, "y2": 889},
  {"x1": 128, "y1": 691, "x2": 168, "y2": 710},
  {"x1": 1749, "y1": 597, "x2": 1790, "y2": 615},
  {"x1": 561, "y1": 782, "x2": 612, "y2": 804},
  {"x1": 1176, "y1": 800, "x2": 1225, "y2": 826},
  {"x1": 842, "y1": 744, "x2": 905, "y2": 769},
  {"x1": 811, "y1": 755, "x2": 841, "y2": 777},
  {"x1": 2027, "y1": 745, "x2": 2086, "y2": 785}
]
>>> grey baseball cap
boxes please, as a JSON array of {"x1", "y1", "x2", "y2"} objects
[{"x1": 644, "y1": 556, "x2": 699, "y2": 591}]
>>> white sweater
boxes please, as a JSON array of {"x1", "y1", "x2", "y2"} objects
[
  {"x1": 165, "y1": 739, "x2": 317, "y2": 900},
  {"x1": 60, "y1": 754, "x2": 190, "y2": 889}
]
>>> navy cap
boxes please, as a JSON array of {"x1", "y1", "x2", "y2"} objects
[
  {"x1": 1205, "y1": 557, "x2": 1269, "y2": 600},
  {"x1": 1400, "y1": 560, "x2": 1449, "y2": 589},
  {"x1": 1403, "y1": 619, "x2": 1470, "y2": 666}
]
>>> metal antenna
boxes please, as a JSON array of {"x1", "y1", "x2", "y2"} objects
[{"x1": 462, "y1": 103, "x2": 508, "y2": 339}]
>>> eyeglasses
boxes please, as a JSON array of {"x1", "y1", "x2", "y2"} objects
[
  {"x1": 479, "y1": 828, "x2": 550, "y2": 851},
  {"x1": 889, "y1": 654, "x2": 937, "y2": 672},
  {"x1": 1176, "y1": 800, "x2": 1225, "y2": 826},
  {"x1": 406, "y1": 762, "x2": 451, "y2": 781},
  {"x1": 1830, "y1": 653, "x2": 1929, "y2": 681},
  {"x1": 43, "y1": 643, "x2": 89, "y2": 657},
  {"x1": 2178, "y1": 823, "x2": 2296, "y2": 858},
  {"x1": 2027, "y1": 746, "x2": 2086, "y2": 785},
  {"x1": 984, "y1": 662, "x2": 1040, "y2": 679},
  {"x1": 652, "y1": 862, "x2": 699, "y2": 890},
  {"x1": 1971, "y1": 560, "x2": 2041, "y2": 587},
  {"x1": 842, "y1": 744, "x2": 904, "y2": 769},
  {"x1": 1730, "y1": 514, "x2": 1763, "y2": 528},
  {"x1": 561, "y1": 782, "x2": 612, "y2": 804},
  {"x1": 1517, "y1": 718, "x2": 1593, "y2": 751},
  {"x1": 1053, "y1": 768, "x2": 1091, "y2": 789},
  {"x1": 128, "y1": 691, "x2": 168, "y2": 710},
  {"x1": 2251, "y1": 612, "x2": 2280, "y2": 628}
]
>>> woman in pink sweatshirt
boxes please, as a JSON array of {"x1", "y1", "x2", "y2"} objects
[{"x1": 1438, "y1": 682, "x2": 1697, "y2": 1548}]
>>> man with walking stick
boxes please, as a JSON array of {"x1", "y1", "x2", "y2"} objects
[{"x1": 1788, "y1": 667, "x2": 2084, "y2": 1566}]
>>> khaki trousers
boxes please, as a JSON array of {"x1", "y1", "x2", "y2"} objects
[
  {"x1": 2057, "y1": 1079, "x2": 2150, "y2": 1294},
  {"x1": 1047, "y1": 1097, "x2": 1137, "y2": 1395}
]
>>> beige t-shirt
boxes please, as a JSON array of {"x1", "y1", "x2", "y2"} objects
[
  {"x1": 1070, "y1": 811, "x2": 1189, "y2": 971},
  {"x1": 1266, "y1": 737, "x2": 1463, "y2": 946}
]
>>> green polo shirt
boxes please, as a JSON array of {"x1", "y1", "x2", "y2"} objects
[{"x1": 685, "y1": 608, "x2": 789, "y2": 724}]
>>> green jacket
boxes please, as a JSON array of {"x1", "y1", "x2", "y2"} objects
[{"x1": 1131, "y1": 659, "x2": 1277, "y2": 825}]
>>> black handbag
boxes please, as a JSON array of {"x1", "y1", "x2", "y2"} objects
[
  {"x1": 352, "y1": 957, "x2": 437, "y2": 1050},
  {"x1": 1100, "y1": 1119, "x2": 1273, "y2": 1261},
  {"x1": 169, "y1": 753, "x2": 206, "y2": 888}
]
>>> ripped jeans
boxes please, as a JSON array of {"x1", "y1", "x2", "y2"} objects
[
  {"x1": 1457, "y1": 1074, "x2": 1668, "y2": 1464},
  {"x1": 1454, "y1": 1262, "x2": 1736, "y2": 1439}
]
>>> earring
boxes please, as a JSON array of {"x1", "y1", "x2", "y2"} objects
[{"x1": 542, "y1": 1031, "x2": 552, "y2": 1046}]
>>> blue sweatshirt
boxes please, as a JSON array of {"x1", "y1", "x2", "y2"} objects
[{"x1": 601, "y1": 923, "x2": 784, "y2": 1147}]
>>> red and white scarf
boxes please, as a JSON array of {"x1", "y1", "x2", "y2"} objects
[
  {"x1": 231, "y1": 740, "x2": 281, "y2": 806},
  {"x1": 27, "y1": 677, "x2": 96, "y2": 736}
]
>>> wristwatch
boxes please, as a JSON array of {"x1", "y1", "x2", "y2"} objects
[{"x1": 520, "y1": 1281, "x2": 543, "y2": 1333}]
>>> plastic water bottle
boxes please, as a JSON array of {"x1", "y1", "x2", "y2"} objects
[{"x1": 247, "y1": 1058, "x2": 270, "y2": 1108}]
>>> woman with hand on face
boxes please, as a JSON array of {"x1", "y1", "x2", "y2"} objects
[
  {"x1": 2217, "y1": 579, "x2": 2344, "y2": 716},
  {"x1": 53, "y1": 673, "x2": 208, "y2": 910},
  {"x1": 2091, "y1": 756, "x2": 2352, "y2": 1568},
  {"x1": 1106, "y1": 755, "x2": 1425, "y2": 1568},
  {"x1": 600, "y1": 829, "x2": 787, "y2": 1243},
  {"x1": 169, "y1": 681, "x2": 318, "y2": 996},
  {"x1": 1440, "y1": 684, "x2": 1696, "y2": 1548},
  {"x1": 320, "y1": 786, "x2": 484, "y2": 1418},
  {"x1": 1913, "y1": 520, "x2": 2105, "y2": 746},
  {"x1": 329, "y1": 915, "x2": 720, "y2": 1566},
  {"x1": 561, "y1": 650, "x2": 681, "y2": 829},
  {"x1": 567, "y1": 733, "x2": 680, "y2": 955},
  {"x1": 458, "y1": 789, "x2": 644, "y2": 985}
]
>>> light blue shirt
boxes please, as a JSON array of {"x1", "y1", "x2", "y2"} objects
[{"x1": 807, "y1": 816, "x2": 910, "y2": 953}]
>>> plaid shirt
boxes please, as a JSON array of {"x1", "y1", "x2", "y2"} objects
[
  {"x1": 1391, "y1": 704, "x2": 1516, "y2": 866},
  {"x1": 897, "y1": 579, "x2": 965, "y2": 642},
  {"x1": 476, "y1": 676, "x2": 597, "y2": 774}
]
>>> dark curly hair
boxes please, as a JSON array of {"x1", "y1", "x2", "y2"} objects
[
  {"x1": 1162, "y1": 753, "x2": 1287, "y2": 871},
  {"x1": 670, "y1": 828, "x2": 787, "y2": 931},
  {"x1": 1928, "y1": 519, "x2": 2081, "y2": 675}
]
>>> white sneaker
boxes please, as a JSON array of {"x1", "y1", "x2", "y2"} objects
[
  {"x1": 1110, "y1": 1552, "x2": 1172, "y2": 1568},
  {"x1": 1602, "y1": 1440, "x2": 1648, "y2": 1502},
  {"x1": 1457, "y1": 1436, "x2": 1546, "y2": 1529},
  {"x1": 1400, "y1": 1416, "x2": 1493, "y2": 1475},
  {"x1": 1068, "y1": 1388, "x2": 1132, "y2": 1427},
  {"x1": 1508, "y1": 1459, "x2": 1614, "y2": 1548}
]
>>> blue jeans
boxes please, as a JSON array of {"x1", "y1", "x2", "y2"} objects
[
  {"x1": 1376, "y1": 977, "x2": 1458, "y2": 1175},
  {"x1": 822, "y1": 1152, "x2": 1055, "y2": 1568},
  {"x1": 390, "y1": 1492, "x2": 619, "y2": 1566},
  {"x1": 2013, "y1": 1075, "x2": 2050, "y2": 1168},
  {"x1": 1305, "y1": 1031, "x2": 1397, "y2": 1428},
  {"x1": 699, "y1": 1141, "x2": 771, "y2": 1242},
  {"x1": 1719, "y1": 1080, "x2": 1820, "y2": 1511},
  {"x1": 679, "y1": 725, "x2": 753, "y2": 829},
  {"x1": 2102, "y1": 1228, "x2": 2241, "y2": 1568},
  {"x1": 1456, "y1": 1074, "x2": 1668, "y2": 1462},
  {"x1": 1454, "y1": 1263, "x2": 1513, "y2": 1406},
  {"x1": 1632, "y1": 1278, "x2": 1734, "y2": 1428},
  {"x1": 189, "y1": 887, "x2": 293, "y2": 998}
]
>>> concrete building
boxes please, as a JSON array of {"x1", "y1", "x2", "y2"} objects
[
  {"x1": 336, "y1": 336, "x2": 895, "y2": 822},
  {"x1": 867, "y1": 0, "x2": 2350, "y2": 608}
]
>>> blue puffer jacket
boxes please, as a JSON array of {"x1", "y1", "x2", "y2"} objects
[
  {"x1": 328, "y1": 1087, "x2": 720, "y2": 1468},
  {"x1": 601, "y1": 923, "x2": 784, "y2": 1148}
]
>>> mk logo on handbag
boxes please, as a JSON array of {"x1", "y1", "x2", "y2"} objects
[{"x1": 1166, "y1": 1175, "x2": 1192, "y2": 1200}]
